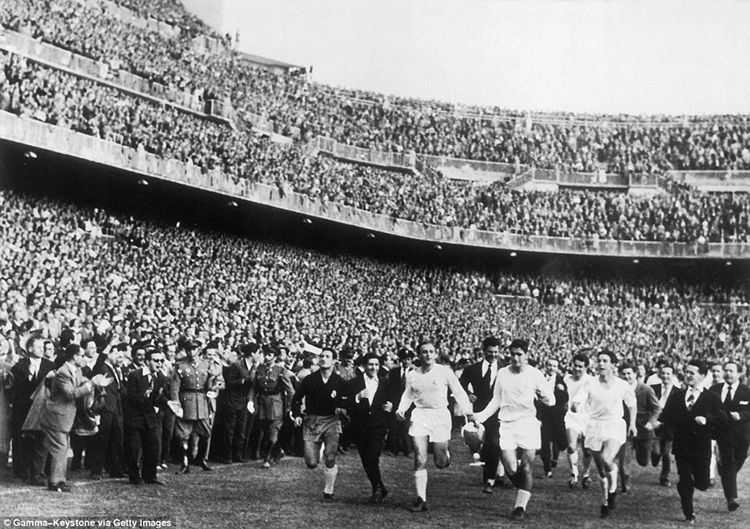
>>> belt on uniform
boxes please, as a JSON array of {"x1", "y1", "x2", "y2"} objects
[
  {"x1": 260, "y1": 390, "x2": 281, "y2": 396},
  {"x1": 180, "y1": 389, "x2": 207, "y2": 394}
]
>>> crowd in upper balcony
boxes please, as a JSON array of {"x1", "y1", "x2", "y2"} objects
[
  {"x1": 2, "y1": 0, "x2": 750, "y2": 177},
  {"x1": 3, "y1": 52, "x2": 750, "y2": 243}
]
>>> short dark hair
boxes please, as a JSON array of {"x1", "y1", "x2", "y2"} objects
[
  {"x1": 656, "y1": 360, "x2": 673, "y2": 371},
  {"x1": 60, "y1": 343, "x2": 81, "y2": 362},
  {"x1": 619, "y1": 363, "x2": 635, "y2": 373},
  {"x1": 362, "y1": 353, "x2": 380, "y2": 365},
  {"x1": 240, "y1": 343, "x2": 259, "y2": 357},
  {"x1": 416, "y1": 341, "x2": 434, "y2": 354},
  {"x1": 571, "y1": 352, "x2": 590, "y2": 366},
  {"x1": 397, "y1": 347, "x2": 414, "y2": 361},
  {"x1": 146, "y1": 348, "x2": 163, "y2": 361},
  {"x1": 509, "y1": 338, "x2": 529, "y2": 352},
  {"x1": 482, "y1": 336, "x2": 502, "y2": 350},
  {"x1": 321, "y1": 347, "x2": 337, "y2": 360},
  {"x1": 597, "y1": 349, "x2": 618, "y2": 364},
  {"x1": 687, "y1": 359, "x2": 707, "y2": 375}
]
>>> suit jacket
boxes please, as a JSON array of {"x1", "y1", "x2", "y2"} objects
[
  {"x1": 40, "y1": 362, "x2": 93, "y2": 433},
  {"x1": 10, "y1": 357, "x2": 54, "y2": 417},
  {"x1": 536, "y1": 373, "x2": 569, "y2": 423},
  {"x1": 92, "y1": 361, "x2": 123, "y2": 416},
  {"x1": 659, "y1": 388, "x2": 726, "y2": 458},
  {"x1": 709, "y1": 382, "x2": 750, "y2": 443},
  {"x1": 124, "y1": 368, "x2": 168, "y2": 429},
  {"x1": 346, "y1": 373, "x2": 394, "y2": 430},
  {"x1": 632, "y1": 382, "x2": 661, "y2": 439},
  {"x1": 459, "y1": 361, "x2": 498, "y2": 415},
  {"x1": 387, "y1": 366, "x2": 410, "y2": 411},
  {"x1": 652, "y1": 382, "x2": 679, "y2": 440},
  {"x1": 222, "y1": 359, "x2": 255, "y2": 411}
]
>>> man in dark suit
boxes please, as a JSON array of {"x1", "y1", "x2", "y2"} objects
[
  {"x1": 660, "y1": 359, "x2": 726, "y2": 524},
  {"x1": 9, "y1": 336, "x2": 54, "y2": 483},
  {"x1": 459, "y1": 337, "x2": 503, "y2": 493},
  {"x1": 385, "y1": 348, "x2": 413, "y2": 456},
  {"x1": 651, "y1": 361, "x2": 679, "y2": 486},
  {"x1": 618, "y1": 363, "x2": 661, "y2": 492},
  {"x1": 537, "y1": 357, "x2": 569, "y2": 479},
  {"x1": 123, "y1": 347, "x2": 168, "y2": 485},
  {"x1": 88, "y1": 346, "x2": 125, "y2": 479},
  {"x1": 347, "y1": 353, "x2": 395, "y2": 503},
  {"x1": 710, "y1": 361, "x2": 750, "y2": 512},
  {"x1": 217, "y1": 343, "x2": 258, "y2": 463},
  {"x1": 40, "y1": 344, "x2": 109, "y2": 492}
]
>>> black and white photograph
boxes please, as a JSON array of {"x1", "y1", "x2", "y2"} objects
[{"x1": 0, "y1": 0, "x2": 749, "y2": 527}]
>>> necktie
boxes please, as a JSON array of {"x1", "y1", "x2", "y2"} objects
[
  {"x1": 686, "y1": 391, "x2": 695, "y2": 410},
  {"x1": 483, "y1": 364, "x2": 492, "y2": 387},
  {"x1": 724, "y1": 386, "x2": 733, "y2": 406}
]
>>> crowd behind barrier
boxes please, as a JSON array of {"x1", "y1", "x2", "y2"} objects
[
  {"x1": 1, "y1": 188, "x2": 748, "y2": 372},
  {"x1": 2, "y1": 54, "x2": 750, "y2": 249},
  {"x1": 2, "y1": 0, "x2": 750, "y2": 177}
]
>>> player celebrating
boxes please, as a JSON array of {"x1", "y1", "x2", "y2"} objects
[
  {"x1": 474, "y1": 338, "x2": 555, "y2": 520},
  {"x1": 291, "y1": 347, "x2": 348, "y2": 500},
  {"x1": 395, "y1": 341, "x2": 474, "y2": 513},
  {"x1": 571, "y1": 349, "x2": 636, "y2": 518},
  {"x1": 564, "y1": 352, "x2": 595, "y2": 488}
]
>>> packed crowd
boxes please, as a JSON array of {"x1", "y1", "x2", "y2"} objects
[
  {"x1": 3, "y1": 52, "x2": 750, "y2": 243},
  {"x1": 111, "y1": 0, "x2": 215, "y2": 37},
  {"x1": 0, "y1": 187, "x2": 748, "y2": 498},
  {"x1": 3, "y1": 0, "x2": 750, "y2": 174},
  {"x1": 1, "y1": 188, "x2": 748, "y2": 379}
]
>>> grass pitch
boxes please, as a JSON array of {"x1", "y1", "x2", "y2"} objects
[{"x1": 1, "y1": 437, "x2": 748, "y2": 529}]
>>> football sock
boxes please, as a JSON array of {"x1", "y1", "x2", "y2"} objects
[
  {"x1": 515, "y1": 489, "x2": 531, "y2": 510},
  {"x1": 568, "y1": 451, "x2": 579, "y2": 478},
  {"x1": 324, "y1": 465, "x2": 338, "y2": 495},
  {"x1": 608, "y1": 465, "x2": 618, "y2": 493},
  {"x1": 414, "y1": 469, "x2": 428, "y2": 501},
  {"x1": 600, "y1": 476, "x2": 609, "y2": 504}
]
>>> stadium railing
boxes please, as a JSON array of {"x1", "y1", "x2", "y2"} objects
[
  {"x1": 0, "y1": 29, "x2": 232, "y2": 121},
  {"x1": 99, "y1": 0, "x2": 182, "y2": 39},
  {"x1": 1, "y1": 110, "x2": 748, "y2": 259}
]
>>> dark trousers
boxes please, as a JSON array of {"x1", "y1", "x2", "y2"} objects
[
  {"x1": 161, "y1": 409, "x2": 175, "y2": 464},
  {"x1": 540, "y1": 417, "x2": 567, "y2": 473},
  {"x1": 481, "y1": 418, "x2": 501, "y2": 482},
  {"x1": 652, "y1": 435, "x2": 673, "y2": 479},
  {"x1": 675, "y1": 455, "x2": 711, "y2": 518},
  {"x1": 89, "y1": 411, "x2": 124, "y2": 477},
  {"x1": 70, "y1": 434, "x2": 90, "y2": 470},
  {"x1": 386, "y1": 413, "x2": 411, "y2": 456},
  {"x1": 354, "y1": 424, "x2": 387, "y2": 489},
  {"x1": 124, "y1": 423, "x2": 159, "y2": 483},
  {"x1": 221, "y1": 406, "x2": 247, "y2": 461},
  {"x1": 717, "y1": 435, "x2": 750, "y2": 501}
]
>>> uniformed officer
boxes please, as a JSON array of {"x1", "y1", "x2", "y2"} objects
[
  {"x1": 169, "y1": 338, "x2": 219, "y2": 474},
  {"x1": 248, "y1": 345, "x2": 294, "y2": 468}
]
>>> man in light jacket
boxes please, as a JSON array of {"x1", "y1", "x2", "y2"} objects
[{"x1": 40, "y1": 344, "x2": 109, "y2": 492}]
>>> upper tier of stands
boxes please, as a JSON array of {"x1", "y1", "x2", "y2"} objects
[{"x1": 3, "y1": 0, "x2": 749, "y2": 177}]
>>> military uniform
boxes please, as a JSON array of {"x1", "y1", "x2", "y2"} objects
[
  {"x1": 249, "y1": 362, "x2": 293, "y2": 465},
  {"x1": 169, "y1": 358, "x2": 217, "y2": 442}
]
